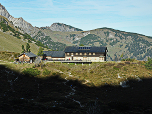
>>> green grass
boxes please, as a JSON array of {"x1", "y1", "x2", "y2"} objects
[
  {"x1": 0, "y1": 31, "x2": 39, "y2": 54},
  {"x1": 4, "y1": 60, "x2": 150, "y2": 87},
  {"x1": 0, "y1": 51, "x2": 20, "y2": 61}
]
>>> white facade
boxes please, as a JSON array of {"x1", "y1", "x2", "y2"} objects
[{"x1": 65, "y1": 56, "x2": 105, "y2": 62}]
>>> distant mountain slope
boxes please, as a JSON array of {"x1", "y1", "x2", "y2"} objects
[
  {"x1": 35, "y1": 25, "x2": 152, "y2": 61},
  {"x1": 71, "y1": 28, "x2": 152, "y2": 61},
  {"x1": 0, "y1": 31, "x2": 39, "y2": 54},
  {"x1": 32, "y1": 31, "x2": 66, "y2": 51}
]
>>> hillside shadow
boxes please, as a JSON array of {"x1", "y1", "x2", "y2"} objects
[{"x1": 0, "y1": 64, "x2": 152, "y2": 113}]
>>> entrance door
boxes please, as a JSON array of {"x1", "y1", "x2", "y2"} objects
[
  {"x1": 72, "y1": 56, "x2": 73, "y2": 60},
  {"x1": 83, "y1": 57, "x2": 87, "y2": 61}
]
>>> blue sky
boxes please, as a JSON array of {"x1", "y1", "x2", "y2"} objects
[{"x1": 1, "y1": 0, "x2": 152, "y2": 36}]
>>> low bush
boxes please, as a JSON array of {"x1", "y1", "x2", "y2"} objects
[
  {"x1": 123, "y1": 67, "x2": 127, "y2": 71},
  {"x1": 125, "y1": 61, "x2": 130, "y2": 64},
  {"x1": 43, "y1": 68, "x2": 51, "y2": 76},
  {"x1": 113, "y1": 66, "x2": 120, "y2": 70},
  {"x1": 121, "y1": 58, "x2": 135, "y2": 62},
  {"x1": 22, "y1": 68, "x2": 40, "y2": 77},
  {"x1": 144, "y1": 57, "x2": 152, "y2": 70},
  {"x1": 104, "y1": 63, "x2": 114, "y2": 66},
  {"x1": 118, "y1": 63, "x2": 125, "y2": 66}
]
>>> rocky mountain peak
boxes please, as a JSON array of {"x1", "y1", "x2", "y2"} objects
[
  {"x1": 0, "y1": 3, "x2": 38, "y2": 34},
  {"x1": 49, "y1": 23, "x2": 83, "y2": 32},
  {"x1": 0, "y1": 3, "x2": 11, "y2": 19}
]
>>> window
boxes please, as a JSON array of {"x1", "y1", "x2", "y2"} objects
[
  {"x1": 93, "y1": 53, "x2": 95, "y2": 55},
  {"x1": 89, "y1": 53, "x2": 91, "y2": 55}
]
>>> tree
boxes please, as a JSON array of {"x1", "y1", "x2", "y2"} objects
[
  {"x1": 26, "y1": 43, "x2": 31, "y2": 52},
  {"x1": 28, "y1": 49, "x2": 31, "y2": 52},
  {"x1": 79, "y1": 44, "x2": 84, "y2": 46},
  {"x1": 120, "y1": 53, "x2": 124, "y2": 60},
  {"x1": 145, "y1": 57, "x2": 152, "y2": 69},
  {"x1": 21, "y1": 45, "x2": 25, "y2": 53},
  {"x1": 37, "y1": 47, "x2": 44, "y2": 56}
]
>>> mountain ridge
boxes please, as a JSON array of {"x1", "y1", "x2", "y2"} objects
[{"x1": 41, "y1": 23, "x2": 83, "y2": 32}]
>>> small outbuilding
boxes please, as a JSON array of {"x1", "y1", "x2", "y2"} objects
[{"x1": 18, "y1": 52, "x2": 37, "y2": 63}]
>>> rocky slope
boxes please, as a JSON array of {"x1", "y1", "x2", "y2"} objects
[
  {"x1": 49, "y1": 23, "x2": 83, "y2": 32},
  {"x1": 0, "y1": 3, "x2": 39, "y2": 35},
  {"x1": 41, "y1": 23, "x2": 83, "y2": 32}
]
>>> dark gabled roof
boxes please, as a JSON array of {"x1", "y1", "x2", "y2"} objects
[
  {"x1": 18, "y1": 52, "x2": 37, "y2": 57},
  {"x1": 64, "y1": 46, "x2": 107, "y2": 53},
  {"x1": 43, "y1": 51, "x2": 54, "y2": 57},
  {"x1": 51, "y1": 51, "x2": 65, "y2": 57},
  {"x1": 25, "y1": 52, "x2": 37, "y2": 57},
  {"x1": 43, "y1": 51, "x2": 65, "y2": 58}
]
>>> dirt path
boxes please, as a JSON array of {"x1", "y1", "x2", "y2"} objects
[{"x1": 53, "y1": 69, "x2": 87, "y2": 107}]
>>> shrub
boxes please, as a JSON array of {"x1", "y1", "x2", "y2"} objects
[
  {"x1": 121, "y1": 58, "x2": 135, "y2": 62},
  {"x1": 123, "y1": 67, "x2": 127, "y2": 71},
  {"x1": 125, "y1": 61, "x2": 130, "y2": 64},
  {"x1": 144, "y1": 57, "x2": 152, "y2": 69},
  {"x1": 118, "y1": 63, "x2": 125, "y2": 66},
  {"x1": 22, "y1": 68, "x2": 40, "y2": 76},
  {"x1": 43, "y1": 68, "x2": 51, "y2": 76},
  {"x1": 90, "y1": 70, "x2": 94, "y2": 74},
  {"x1": 113, "y1": 66, "x2": 120, "y2": 70},
  {"x1": 52, "y1": 72, "x2": 56, "y2": 75}
]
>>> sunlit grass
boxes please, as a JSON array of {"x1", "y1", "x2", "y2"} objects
[{"x1": 2, "y1": 60, "x2": 152, "y2": 87}]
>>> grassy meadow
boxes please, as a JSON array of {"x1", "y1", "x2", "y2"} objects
[
  {"x1": 0, "y1": 60, "x2": 152, "y2": 113},
  {"x1": 12, "y1": 60, "x2": 150, "y2": 86},
  {"x1": 0, "y1": 31, "x2": 39, "y2": 54},
  {"x1": 3, "y1": 60, "x2": 151, "y2": 87}
]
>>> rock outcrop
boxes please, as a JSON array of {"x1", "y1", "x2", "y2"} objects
[
  {"x1": 0, "y1": 3, "x2": 39, "y2": 34},
  {"x1": 49, "y1": 23, "x2": 83, "y2": 32}
]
